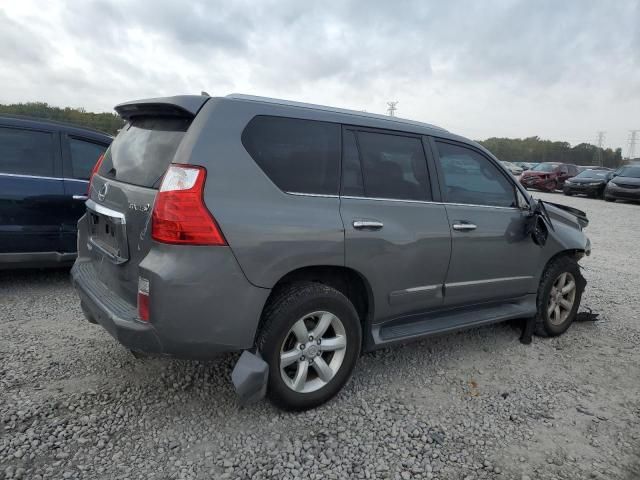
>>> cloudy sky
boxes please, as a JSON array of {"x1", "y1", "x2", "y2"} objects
[{"x1": 1, "y1": 0, "x2": 638, "y2": 150}]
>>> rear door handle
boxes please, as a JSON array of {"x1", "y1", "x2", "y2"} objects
[
  {"x1": 72, "y1": 195, "x2": 88, "y2": 201},
  {"x1": 352, "y1": 220, "x2": 384, "y2": 230},
  {"x1": 452, "y1": 221, "x2": 477, "y2": 231}
]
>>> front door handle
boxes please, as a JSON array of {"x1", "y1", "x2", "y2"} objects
[
  {"x1": 72, "y1": 195, "x2": 88, "y2": 201},
  {"x1": 353, "y1": 220, "x2": 384, "y2": 230},
  {"x1": 452, "y1": 221, "x2": 477, "y2": 231}
]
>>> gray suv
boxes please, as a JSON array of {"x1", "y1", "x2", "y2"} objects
[{"x1": 72, "y1": 94, "x2": 591, "y2": 410}]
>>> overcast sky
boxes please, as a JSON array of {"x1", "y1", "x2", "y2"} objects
[{"x1": 1, "y1": 0, "x2": 638, "y2": 150}]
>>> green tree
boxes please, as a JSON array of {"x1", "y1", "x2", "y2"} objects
[
  {"x1": 0, "y1": 102, "x2": 124, "y2": 135},
  {"x1": 478, "y1": 136, "x2": 624, "y2": 168}
]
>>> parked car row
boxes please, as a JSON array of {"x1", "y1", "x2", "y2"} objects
[{"x1": 516, "y1": 159, "x2": 640, "y2": 202}]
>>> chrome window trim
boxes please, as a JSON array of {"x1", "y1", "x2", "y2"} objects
[
  {"x1": 286, "y1": 191, "x2": 339, "y2": 199},
  {"x1": 0, "y1": 172, "x2": 89, "y2": 183},
  {"x1": 446, "y1": 276, "x2": 533, "y2": 288},
  {"x1": 283, "y1": 191, "x2": 521, "y2": 211},
  {"x1": 340, "y1": 195, "x2": 520, "y2": 211}
]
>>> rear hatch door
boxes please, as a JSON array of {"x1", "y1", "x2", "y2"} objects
[{"x1": 85, "y1": 98, "x2": 207, "y2": 304}]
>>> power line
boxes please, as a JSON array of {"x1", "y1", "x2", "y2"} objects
[
  {"x1": 627, "y1": 130, "x2": 640, "y2": 160},
  {"x1": 386, "y1": 101, "x2": 398, "y2": 117},
  {"x1": 595, "y1": 131, "x2": 606, "y2": 166}
]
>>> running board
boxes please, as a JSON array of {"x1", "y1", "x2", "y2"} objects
[{"x1": 374, "y1": 295, "x2": 536, "y2": 346}]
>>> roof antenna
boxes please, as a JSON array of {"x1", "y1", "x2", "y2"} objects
[{"x1": 201, "y1": 91, "x2": 211, "y2": 97}]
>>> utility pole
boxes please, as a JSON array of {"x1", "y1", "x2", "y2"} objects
[
  {"x1": 386, "y1": 101, "x2": 398, "y2": 117},
  {"x1": 627, "y1": 130, "x2": 640, "y2": 160},
  {"x1": 595, "y1": 131, "x2": 606, "y2": 167}
]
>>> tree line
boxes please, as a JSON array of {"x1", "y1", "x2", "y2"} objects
[
  {"x1": 0, "y1": 102, "x2": 625, "y2": 168},
  {"x1": 0, "y1": 102, "x2": 124, "y2": 135},
  {"x1": 478, "y1": 136, "x2": 623, "y2": 169}
]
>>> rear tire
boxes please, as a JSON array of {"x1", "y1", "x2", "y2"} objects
[
  {"x1": 604, "y1": 195, "x2": 615, "y2": 202},
  {"x1": 534, "y1": 256, "x2": 584, "y2": 337},
  {"x1": 563, "y1": 191, "x2": 573, "y2": 196},
  {"x1": 257, "y1": 282, "x2": 361, "y2": 411}
]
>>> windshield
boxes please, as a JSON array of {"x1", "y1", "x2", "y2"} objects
[
  {"x1": 532, "y1": 163, "x2": 560, "y2": 172},
  {"x1": 575, "y1": 170, "x2": 609, "y2": 179},
  {"x1": 616, "y1": 166, "x2": 640, "y2": 178}
]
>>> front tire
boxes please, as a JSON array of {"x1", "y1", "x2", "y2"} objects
[
  {"x1": 534, "y1": 256, "x2": 584, "y2": 337},
  {"x1": 257, "y1": 282, "x2": 361, "y2": 410}
]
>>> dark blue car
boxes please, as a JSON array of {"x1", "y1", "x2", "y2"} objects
[{"x1": 0, "y1": 116, "x2": 112, "y2": 268}]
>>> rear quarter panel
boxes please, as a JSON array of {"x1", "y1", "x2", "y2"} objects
[{"x1": 177, "y1": 98, "x2": 344, "y2": 288}]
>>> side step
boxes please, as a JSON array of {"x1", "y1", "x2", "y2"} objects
[{"x1": 374, "y1": 296, "x2": 536, "y2": 345}]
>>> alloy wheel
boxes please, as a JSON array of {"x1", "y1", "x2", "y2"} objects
[
  {"x1": 279, "y1": 311, "x2": 347, "y2": 393},
  {"x1": 547, "y1": 272, "x2": 577, "y2": 325}
]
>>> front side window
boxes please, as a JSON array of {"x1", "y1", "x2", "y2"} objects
[
  {"x1": 242, "y1": 116, "x2": 340, "y2": 195},
  {"x1": 355, "y1": 131, "x2": 430, "y2": 201},
  {"x1": 0, "y1": 127, "x2": 54, "y2": 177},
  {"x1": 435, "y1": 141, "x2": 516, "y2": 208},
  {"x1": 69, "y1": 137, "x2": 108, "y2": 180}
]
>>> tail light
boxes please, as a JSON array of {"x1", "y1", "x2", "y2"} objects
[
  {"x1": 151, "y1": 164, "x2": 227, "y2": 245},
  {"x1": 87, "y1": 153, "x2": 105, "y2": 195},
  {"x1": 137, "y1": 276, "x2": 150, "y2": 322}
]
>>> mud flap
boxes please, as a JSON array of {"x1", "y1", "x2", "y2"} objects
[{"x1": 231, "y1": 351, "x2": 269, "y2": 405}]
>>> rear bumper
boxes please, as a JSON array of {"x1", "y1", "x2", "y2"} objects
[
  {"x1": 72, "y1": 261, "x2": 164, "y2": 353},
  {"x1": 71, "y1": 246, "x2": 272, "y2": 359}
]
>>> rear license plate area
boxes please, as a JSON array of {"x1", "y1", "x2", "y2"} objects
[
  {"x1": 86, "y1": 202, "x2": 129, "y2": 264},
  {"x1": 89, "y1": 212, "x2": 119, "y2": 252}
]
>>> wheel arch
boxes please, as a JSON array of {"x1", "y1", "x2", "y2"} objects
[{"x1": 254, "y1": 265, "x2": 374, "y2": 347}]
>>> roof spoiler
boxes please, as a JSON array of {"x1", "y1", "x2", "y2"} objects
[{"x1": 114, "y1": 95, "x2": 210, "y2": 120}]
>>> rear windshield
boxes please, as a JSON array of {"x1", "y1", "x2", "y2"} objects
[{"x1": 98, "y1": 117, "x2": 191, "y2": 188}]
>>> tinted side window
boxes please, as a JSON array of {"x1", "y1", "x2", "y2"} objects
[
  {"x1": 356, "y1": 131, "x2": 430, "y2": 201},
  {"x1": 435, "y1": 141, "x2": 516, "y2": 208},
  {"x1": 69, "y1": 137, "x2": 108, "y2": 180},
  {"x1": 0, "y1": 127, "x2": 54, "y2": 177},
  {"x1": 242, "y1": 116, "x2": 340, "y2": 195}
]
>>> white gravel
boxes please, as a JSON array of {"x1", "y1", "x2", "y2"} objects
[{"x1": 1, "y1": 191, "x2": 639, "y2": 480}]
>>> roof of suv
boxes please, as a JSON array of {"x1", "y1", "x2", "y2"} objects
[
  {"x1": 115, "y1": 94, "x2": 449, "y2": 136},
  {"x1": 0, "y1": 114, "x2": 113, "y2": 142},
  {"x1": 225, "y1": 94, "x2": 448, "y2": 133}
]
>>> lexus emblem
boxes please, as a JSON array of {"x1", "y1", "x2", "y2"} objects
[{"x1": 98, "y1": 183, "x2": 109, "y2": 202}]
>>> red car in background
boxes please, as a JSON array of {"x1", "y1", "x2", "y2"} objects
[{"x1": 519, "y1": 162, "x2": 579, "y2": 192}]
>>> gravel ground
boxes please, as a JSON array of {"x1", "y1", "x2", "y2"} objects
[{"x1": 1, "y1": 192, "x2": 639, "y2": 480}]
